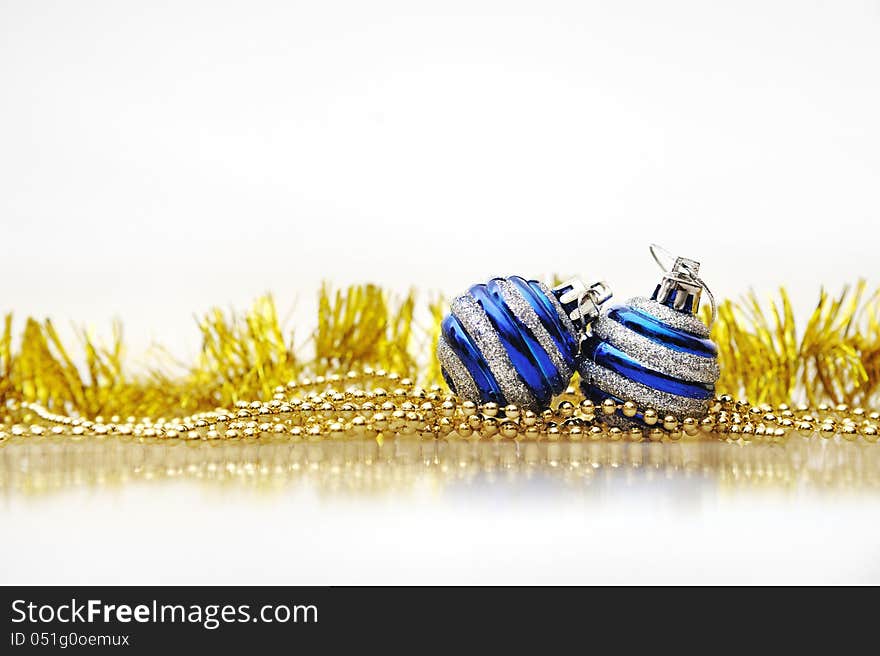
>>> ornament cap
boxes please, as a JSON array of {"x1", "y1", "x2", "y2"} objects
[
  {"x1": 552, "y1": 279, "x2": 613, "y2": 328},
  {"x1": 648, "y1": 244, "x2": 715, "y2": 325}
]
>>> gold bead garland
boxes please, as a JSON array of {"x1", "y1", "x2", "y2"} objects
[{"x1": 2, "y1": 368, "x2": 878, "y2": 445}]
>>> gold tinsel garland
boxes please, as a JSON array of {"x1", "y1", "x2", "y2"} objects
[{"x1": 1, "y1": 281, "x2": 879, "y2": 419}]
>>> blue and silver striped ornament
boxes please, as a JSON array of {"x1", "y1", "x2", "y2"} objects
[
  {"x1": 579, "y1": 251, "x2": 720, "y2": 422},
  {"x1": 437, "y1": 277, "x2": 611, "y2": 410}
]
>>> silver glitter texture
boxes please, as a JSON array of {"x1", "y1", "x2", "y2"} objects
[
  {"x1": 436, "y1": 335, "x2": 480, "y2": 403},
  {"x1": 580, "y1": 360, "x2": 710, "y2": 418},
  {"x1": 626, "y1": 297, "x2": 711, "y2": 338},
  {"x1": 536, "y1": 281, "x2": 579, "y2": 340},
  {"x1": 451, "y1": 294, "x2": 537, "y2": 409},
  {"x1": 496, "y1": 278, "x2": 573, "y2": 384},
  {"x1": 592, "y1": 316, "x2": 719, "y2": 384}
]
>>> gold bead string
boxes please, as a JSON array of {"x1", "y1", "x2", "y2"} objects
[{"x1": 1, "y1": 368, "x2": 879, "y2": 445}]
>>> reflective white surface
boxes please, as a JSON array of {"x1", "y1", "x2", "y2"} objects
[{"x1": 2, "y1": 437, "x2": 879, "y2": 585}]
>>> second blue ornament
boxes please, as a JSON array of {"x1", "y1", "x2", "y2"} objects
[
  {"x1": 438, "y1": 277, "x2": 611, "y2": 410},
  {"x1": 579, "y1": 246, "x2": 720, "y2": 423}
]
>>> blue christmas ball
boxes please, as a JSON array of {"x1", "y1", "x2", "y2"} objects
[
  {"x1": 437, "y1": 276, "x2": 587, "y2": 410},
  {"x1": 579, "y1": 295, "x2": 720, "y2": 422}
]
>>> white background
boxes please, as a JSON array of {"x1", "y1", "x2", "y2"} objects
[
  {"x1": 2, "y1": 1, "x2": 880, "y2": 584},
  {"x1": 2, "y1": 0, "x2": 879, "y2": 359}
]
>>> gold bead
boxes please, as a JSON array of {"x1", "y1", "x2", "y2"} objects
[
  {"x1": 372, "y1": 412, "x2": 388, "y2": 432},
  {"x1": 643, "y1": 409, "x2": 658, "y2": 426},
  {"x1": 481, "y1": 402, "x2": 499, "y2": 418},
  {"x1": 628, "y1": 427, "x2": 643, "y2": 442},
  {"x1": 796, "y1": 421, "x2": 813, "y2": 436},
  {"x1": 436, "y1": 417, "x2": 453, "y2": 436},
  {"x1": 649, "y1": 427, "x2": 664, "y2": 442},
  {"x1": 662, "y1": 415, "x2": 678, "y2": 432},
  {"x1": 682, "y1": 417, "x2": 699, "y2": 436},
  {"x1": 456, "y1": 422, "x2": 473, "y2": 438},
  {"x1": 579, "y1": 399, "x2": 594, "y2": 415},
  {"x1": 622, "y1": 401, "x2": 638, "y2": 418},
  {"x1": 700, "y1": 417, "x2": 714, "y2": 433},
  {"x1": 524, "y1": 425, "x2": 539, "y2": 439},
  {"x1": 608, "y1": 426, "x2": 622, "y2": 441},
  {"x1": 819, "y1": 423, "x2": 836, "y2": 438},
  {"x1": 500, "y1": 420, "x2": 519, "y2": 439},
  {"x1": 504, "y1": 404, "x2": 520, "y2": 420},
  {"x1": 461, "y1": 401, "x2": 477, "y2": 416},
  {"x1": 862, "y1": 425, "x2": 878, "y2": 443},
  {"x1": 481, "y1": 416, "x2": 499, "y2": 437},
  {"x1": 522, "y1": 410, "x2": 538, "y2": 427},
  {"x1": 558, "y1": 401, "x2": 574, "y2": 418},
  {"x1": 601, "y1": 398, "x2": 617, "y2": 415}
]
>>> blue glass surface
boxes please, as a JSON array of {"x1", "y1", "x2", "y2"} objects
[
  {"x1": 512, "y1": 277, "x2": 579, "y2": 363},
  {"x1": 489, "y1": 279, "x2": 565, "y2": 390},
  {"x1": 469, "y1": 283, "x2": 555, "y2": 407},
  {"x1": 441, "y1": 314, "x2": 504, "y2": 404},
  {"x1": 606, "y1": 306, "x2": 717, "y2": 357},
  {"x1": 583, "y1": 338, "x2": 714, "y2": 399}
]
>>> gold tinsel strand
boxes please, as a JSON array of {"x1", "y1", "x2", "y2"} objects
[
  {"x1": 2, "y1": 281, "x2": 880, "y2": 419},
  {"x1": 710, "y1": 282, "x2": 880, "y2": 407}
]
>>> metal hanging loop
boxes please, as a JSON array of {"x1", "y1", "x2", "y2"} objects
[{"x1": 649, "y1": 243, "x2": 717, "y2": 328}]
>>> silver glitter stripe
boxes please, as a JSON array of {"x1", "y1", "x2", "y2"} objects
[
  {"x1": 536, "y1": 281, "x2": 579, "y2": 339},
  {"x1": 436, "y1": 335, "x2": 480, "y2": 403},
  {"x1": 592, "y1": 316, "x2": 720, "y2": 384},
  {"x1": 451, "y1": 294, "x2": 537, "y2": 409},
  {"x1": 580, "y1": 360, "x2": 711, "y2": 418},
  {"x1": 626, "y1": 297, "x2": 711, "y2": 338},
  {"x1": 496, "y1": 279, "x2": 573, "y2": 384}
]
